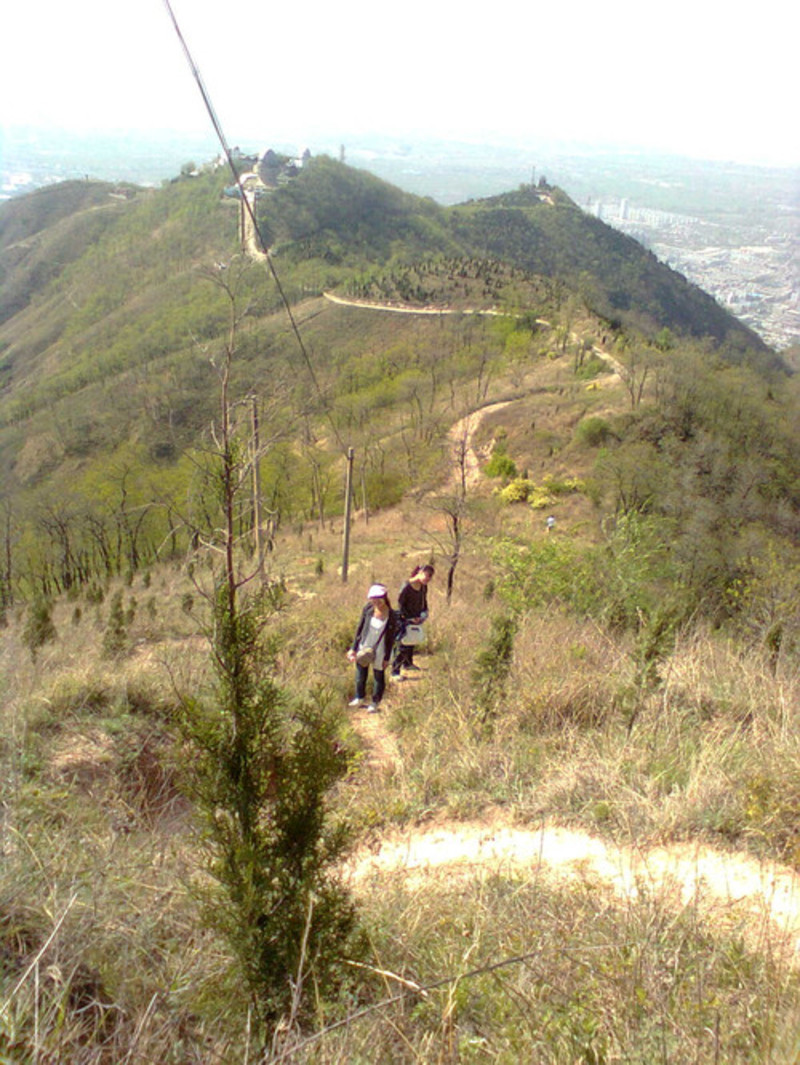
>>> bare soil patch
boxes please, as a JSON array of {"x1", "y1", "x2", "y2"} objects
[
  {"x1": 349, "y1": 810, "x2": 800, "y2": 966},
  {"x1": 349, "y1": 706, "x2": 800, "y2": 968}
]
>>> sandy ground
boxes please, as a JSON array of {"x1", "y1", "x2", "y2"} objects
[
  {"x1": 448, "y1": 400, "x2": 517, "y2": 489},
  {"x1": 347, "y1": 717, "x2": 800, "y2": 968}
]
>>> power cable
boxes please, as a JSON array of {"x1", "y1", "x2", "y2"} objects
[{"x1": 161, "y1": 0, "x2": 345, "y2": 451}]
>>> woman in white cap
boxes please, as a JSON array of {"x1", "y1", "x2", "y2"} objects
[{"x1": 347, "y1": 584, "x2": 398, "y2": 712}]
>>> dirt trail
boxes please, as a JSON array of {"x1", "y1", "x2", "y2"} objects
[
  {"x1": 335, "y1": 301, "x2": 798, "y2": 962},
  {"x1": 323, "y1": 291, "x2": 509, "y2": 317},
  {"x1": 349, "y1": 798, "x2": 800, "y2": 967},
  {"x1": 448, "y1": 400, "x2": 517, "y2": 489},
  {"x1": 353, "y1": 711, "x2": 403, "y2": 772},
  {"x1": 322, "y1": 293, "x2": 625, "y2": 378},
  {"x1": 349, "y1": 711, "x2": 800, "y2": 967}
]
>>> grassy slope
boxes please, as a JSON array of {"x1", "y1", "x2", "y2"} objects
[
  {"x1": 2, "y1": 347, "x2": 800, "y2": 1059},
  {"x1": 0, "y1": 161, "x2": 772, "y2": 443},
  {"x1": 1, "y1": 161, "x2": 798, "y2": 1057}
]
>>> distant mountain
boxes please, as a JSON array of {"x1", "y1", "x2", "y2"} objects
[
  {"x1": 257, "y1": 160, "x2": 772, "y2": 356},
  {"x1": 0, "y1": 153, "x2": 795, "y2": 608},
  {"x1": 0, "y1": 157, "x2": 778, "y2": 500}
]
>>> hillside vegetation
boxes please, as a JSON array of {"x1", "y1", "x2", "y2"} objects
[
  {"x1": 0, "y1": 155, "x2": 782, "y2": 604},
  {"x1": 1, "y1": 155, "x2": 799, "y2": 1061}
]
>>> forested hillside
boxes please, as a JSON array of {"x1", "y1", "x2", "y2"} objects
[
  {"x1": 2, "y1": 153, "x2": 800, "y2": 1062},
  {"x1": 0, "y1": 153, "x2": 790, "y2": 610}
]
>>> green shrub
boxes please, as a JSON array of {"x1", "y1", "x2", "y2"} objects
[
  {"x1": 484, "y1": 451, "x2": 518, "y2": 480},
  {"x1": 493, "y1": 538, "x2": 600, "y2": 616},
  {"x1": 493, "y1": 514, "x2": 676, "y2": 630},
  {"x1": 484, "y1": 434, "x2": 518, "y2": 482},
  {"x1": 576, "y1": 415, "x2": 613, "y2": 447},
  {"x1": 542, "y1": 474, "x2": 585, "y2": 496},
  {"x1": 497, "y1": 473, "x2": 584, "y2": 509},
  {"x1": 497, "y1": 478, "x2": 536, "y2": 504},
  {"x1": 22, "y1": 598, "x2": 57, "y2": 661},
  {"x1": 528, "y1": 485, "x2": 557, "y2": 509},
  {"x1": 574, "y1": 354, "x2": 607, "y2": 379}
]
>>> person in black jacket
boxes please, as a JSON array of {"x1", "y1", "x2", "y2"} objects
[
  {"x1": 391, "y1": 564, "x2": 434, "y2": 680},
  {"x1": 346, "y1": 584, "x2": 398, "y2": 713}
]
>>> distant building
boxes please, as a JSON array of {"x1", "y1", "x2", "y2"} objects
[{"x1": 256, "y1": 147, "x2": 311, "y2": 186}]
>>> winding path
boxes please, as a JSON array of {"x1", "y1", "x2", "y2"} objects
[
  {"x1": 349, "y1": 810, "x2": 800, "y2": 966},
  {"x1": 330, "y1": 280, "x2": 790, "y2": 967},
  {"x1": 347, "y1": 674, "x2": 800, "y2": 969},
  {"x1": 323, "y1": 291, "x2": 510, "y2": 317},
  {"x1": 448, "y1": 399, "x2": 517, "y2": 488}
]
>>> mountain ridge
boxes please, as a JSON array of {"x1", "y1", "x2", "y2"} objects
[{"x1": 0, "y1": 155, "x2": 791, "y2": 603}]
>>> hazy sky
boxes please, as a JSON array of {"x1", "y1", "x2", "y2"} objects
[{"x1": 2, "y1": 0, "x2": 797, "y2": 166}]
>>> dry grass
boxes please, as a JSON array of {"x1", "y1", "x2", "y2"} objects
[
  {"x1": 274, "y1": 870, "x2": 800, "y2": 1063},
  {"x1": 3, "y1": 507, "x2": 800, "y2": 1059}
]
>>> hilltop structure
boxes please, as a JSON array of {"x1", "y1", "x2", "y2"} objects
[{"x1": 222, "y1": 146, "x2": 311, "y2": 204}]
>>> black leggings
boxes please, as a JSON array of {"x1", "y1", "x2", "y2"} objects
[
  {"x1": 355, "y1": 663, "x2": 385, "y2": 704},
  {"x1": 393, "y1": 642, "x2": 416, "y2": 673}
]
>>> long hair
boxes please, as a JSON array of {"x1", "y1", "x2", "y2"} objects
[{"x1": 410, "y1": 564, "x2": 435, "y2": 580}]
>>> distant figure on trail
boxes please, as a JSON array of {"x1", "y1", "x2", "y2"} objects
[
  {"x1": 546, "y1": 515, "x2": 556, "y2": 534},
  {"x1": 347, "y1": 584, "x2": 397, "y2": 713},
  {"x1": 391, "y1": 564, "x2": 435, "y2": 681}
]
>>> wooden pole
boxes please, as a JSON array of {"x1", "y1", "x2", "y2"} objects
[
  {"x1": 341, "y1": 446, "x2": 354, "y2": 583},
  {"x1": 251, "y1": 395, "x2": 265, "y2": 584}
]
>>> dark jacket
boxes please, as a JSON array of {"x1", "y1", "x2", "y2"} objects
[
  {"x1": 351, "y1": 604, "x2": 398, "y2": 670},
  {"x1": 398, "y1": 580, "x2": 428, "y2": 621}
]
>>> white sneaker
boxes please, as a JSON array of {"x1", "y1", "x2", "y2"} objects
[
  {"x1": 348, "y1": 698, "x2": 362, "y2": 708},
  {"x1": 392, "y1": 674, "x2": 405, "y2": 682},
  {"x1": 367, "y1": 703, "x2": 380, "y2": 713}
]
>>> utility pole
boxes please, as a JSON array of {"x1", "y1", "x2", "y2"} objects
[
  {"x1": 341, "y1": 446, "x2": 354, "y2": 582},
  {"x1": 251, "y1": 394, "x2": 265, "y2": 585},
  {"x1": 361, "y1": 463, "x2": 369, "y2": 525}
]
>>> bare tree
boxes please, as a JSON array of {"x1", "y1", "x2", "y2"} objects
[
  {"x1": 619, "y1": 346, "x2": 652, "y2": 410},
  {"x1": 420, "y1": 417, "x2": 472, "y2": 602}
]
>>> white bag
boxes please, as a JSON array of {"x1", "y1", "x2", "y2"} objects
[{"x1": 403, "y1": 623, "x2": 425, "y2": 645}]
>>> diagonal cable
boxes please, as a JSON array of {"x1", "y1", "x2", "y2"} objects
[{"x1": 161, "y1": 0, "x2": 345, "y2": 450}]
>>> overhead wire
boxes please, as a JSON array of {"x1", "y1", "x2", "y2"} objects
[{"x1": 161, "y1": 0, "x2": 345, "y2": 451}]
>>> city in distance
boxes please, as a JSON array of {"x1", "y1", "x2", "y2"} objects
[{"x1": 3, "y1": 127, "x2": 797, "y2": 352}]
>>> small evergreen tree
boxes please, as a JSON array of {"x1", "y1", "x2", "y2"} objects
[
  {"x1": 181, "y1": 587, "x2": 359, "y2": 1029},
  {"x1": 472, "y1": 614, "x2": 518, "y2": 723},
  {"x1": 22, "y1": 598, "x2": 56, "y2": 661},
  {"x1": 102, "y1": 590, "x2": 127, "y2": 658},
  {"x1": 179, "y1": 263, "x2": 362, "y2": 1040}
]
